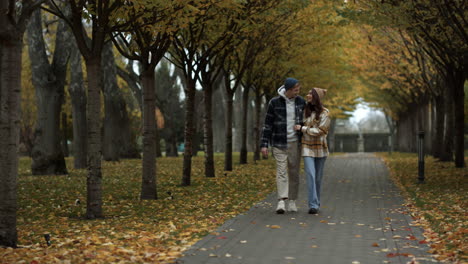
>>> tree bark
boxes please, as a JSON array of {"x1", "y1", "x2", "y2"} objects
[
  {"x1": 165, "y1": 137, "x2": 178, "y2": 157},
  {"x1": 253, "y1": 88, "x2": 262, "y2": 161},
  {"x1": 432, "y1": 95, "x2": 444, "y2": 159},
  {"x1": 140, "y1": 69, "x2": 157, "y2": 199},
  {"x1": 439, "y1": 80, "x2": 454, "y2": 162},
  {"x1": 28, "y1": 10, "x2": 69, "y2": 175},
  {"x1": 0, "y1": 31, "x2": 22, "y2": 249},
  {"x1": 62, "y1": 112, "x2": 69, "y2": 157},
  {"x1": 182, "y1": 78, "x2": 197, "y2": 185},
  {"x1": 101, "y1": 43, "x2": 139, "y2": 160},
  {"x1": 452, "y1": 71, "x2": 466, "y2": 168},
  {"x1": 155, "y1": 128, "x2": 162, "y2": 158},
  {"x1": 451, "y1": 69, "x2": 465, "y2": 168},
  {"x1": 0, "y1": 0, "x2": 43, "y2": 246},
  {"x1": 239, "y1": 85, "x2": 250, "y2": 164},
  {"x1": 203, "y1": 83, "x2": 215, "y2": 177},
  {"x1": 69, "y1": 41, "x2": 87, "y2": 169},
  {"x1": 224, "y1": 75, "x2": 235, "y2": 171},
  {"x1": 85, "y1": 57, "x2": 103, "y2": 219}
]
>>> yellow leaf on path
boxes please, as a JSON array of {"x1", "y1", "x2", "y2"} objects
[
  {"x1": 355, "y1": 235, "x2": 362, "y2": 238},
  {"x1": 270, "y1": 225, "x2": 281, "y2": 229},
  {"x1": 372, "y1": 243, "x2": 380, "y2": 247}
]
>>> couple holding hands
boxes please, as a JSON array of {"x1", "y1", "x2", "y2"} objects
[{"x1": 260, "y1": 78, "x2": 330, "y2": 215}]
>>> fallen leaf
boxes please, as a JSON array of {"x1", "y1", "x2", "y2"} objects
[{"x1": 270, "y1": 225, "x2": 281, "y2": 229}]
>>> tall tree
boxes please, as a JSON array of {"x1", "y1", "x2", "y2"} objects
[
  {"x1": 112, "y1": 1, "x2": 187, "y2": 199},
  {"x1": 68, "y1": 38, "x2": 87, "y2": 169},
  {"x1": 46, "y1": 0, "x2": 129, "y2": 218},
  {"x1": 27, "y1": 9, "x2": 70, "y2": 175},
  {"x1": 0, "y1": 0, "x2": 44, "y2": 248},
  {"x1": 101, "y1": 43, "x2": 138, "y2": 160},
  {"x1": 346, "y1": 0, "x2": 466, "y2": 166},
  {"x1": 155, "y1": 59, "x2": 183, "y2": 157},
  {"x1": 169, "y1": 1, "x2": 238, "y2": 184}
]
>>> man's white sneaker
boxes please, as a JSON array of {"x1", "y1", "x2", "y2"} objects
[
  {"x1": 276, "y1": 200, "x2": 285, "y2": 214},
  {"x1": 288, "y1": 200, "x2": 297, "y2": 212}
]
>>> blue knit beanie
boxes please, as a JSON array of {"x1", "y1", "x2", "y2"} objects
[{"x1": 284, "y1": 77, "x2": 299, "y2": 90}]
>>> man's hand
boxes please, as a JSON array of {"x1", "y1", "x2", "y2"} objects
[{"x1": 261, "y1": 147, "x2": 269, "y2": 158}]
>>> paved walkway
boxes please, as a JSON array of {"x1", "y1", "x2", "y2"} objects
[{"x1": 177, "y1": 153, "x2": 439, "y2": 264}]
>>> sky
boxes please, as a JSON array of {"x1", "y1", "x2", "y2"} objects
[{"x1": 349, "y1": 103, "x2": 380, "y2": 124}]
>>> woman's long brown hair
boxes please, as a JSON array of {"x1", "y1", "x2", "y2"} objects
[{"x1": 304, "y1": 88, "x2": 323, "y2": 121}]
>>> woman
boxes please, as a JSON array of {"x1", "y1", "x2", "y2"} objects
[{"x1": 294, "y1": 88, "x2": 330, "y2": 214}]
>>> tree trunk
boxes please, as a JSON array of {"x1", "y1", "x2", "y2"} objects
[
  {"x1": 69, "y1": 42, "x2": 87, "y2": 169},
  {"x1": 432, "y1": 95, "x2": 444, "y2": 158},
  {"x1": 452, "y1": 69, "x2": 465, "y2": 168},
  {"x1": 101, "y1": 43, "x2": 138, "y2": 160},
  {"x1": 155, "y1": 128, "x2": 162, "y2": 158},
  {"x1": 224, "y1": 82, "x2": 234, "y2": 171},
  {"x1": 439, "y1": 80, "x2": 454, "y2": 161},
  {"x1": 0, "y1": 32, "x2": 22, "y2": 249},
  {"x1": 62, "y1": 112, "x2": 69, "y2": 157},
  {"x1": 165, "y1": 137, "x2": 178, "y2": 157},
  {"x1": 182, "y1": 79, "x2": 197, "y2": 185},
  {"x1": 384, "y1": 114, "x2": 396, "y2": 153},
  {"x1": 28, "y1": 10, "x2": 69, "y2": 175},
  {"x1": 140, "y1": 69, "x2": 157, "y2": 199},
  {"x1": 240, "y1": 86, "x2": 250, "y2": 164},
  {"x1": 85, "y1": 58, "x2": 103, "y2": 219},
  {"x1": 253, "y1": 88, "x2": 262, "y2": 161},
  {"x1": 203, "y1": 83, "x2": 215, "y2": 177}
]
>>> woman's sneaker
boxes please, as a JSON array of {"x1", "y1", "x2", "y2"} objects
[
  {"x1": 288, "y1": 200, "x2": 297, "y2": 212},
  {"x1": 276, "y1": 200, "x2": 285, "y2": 214}
]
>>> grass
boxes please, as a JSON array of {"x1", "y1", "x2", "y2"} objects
[
  {"x1": 378, "y1": 152, "x2": 467, "y2": 263},
  {"x1": 2, "y1": 153, "x2": 277, "y2": 263}
]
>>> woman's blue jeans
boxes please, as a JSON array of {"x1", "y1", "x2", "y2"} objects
[{"x1": 303, "y1": 156, "x2": 327, "y2": 209}]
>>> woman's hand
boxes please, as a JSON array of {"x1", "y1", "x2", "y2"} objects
[{"x1": 294, "y1": 125, "x2": 302, "y2": 131}]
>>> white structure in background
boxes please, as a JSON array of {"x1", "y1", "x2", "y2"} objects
[{"x1": 334, "y1": 103, "x2": 390, "y2": 153}]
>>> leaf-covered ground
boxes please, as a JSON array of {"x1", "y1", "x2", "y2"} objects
[
  {"x1": 2, "y1": 153, "x2": 466, "y2": 263},
  {"x1": 2, "y1": 154, "x2": 277, "y2": 263},
  {"x1": 378, "y1": 153, "x2": 467, "y2": 263}
]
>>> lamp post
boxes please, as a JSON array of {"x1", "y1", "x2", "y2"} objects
[{"x1": 418, "y1": 131, "x2": 425, "y2": 183}]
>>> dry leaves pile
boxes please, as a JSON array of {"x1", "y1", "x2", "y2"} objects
[
  {"x1": 1, "y1": 155, "x2": 277, "y2": 263},
  {"x1": 379, "y1": 153, "x2": 467, "y2": 263}
]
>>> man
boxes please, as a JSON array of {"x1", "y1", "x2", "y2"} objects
[{"x1": 260, "y1": 77, "x2": 305, "y2": 214}]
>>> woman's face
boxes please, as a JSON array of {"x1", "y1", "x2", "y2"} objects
[{"x1": 306, "y1": 90, "x2": 314, "y2": 103}]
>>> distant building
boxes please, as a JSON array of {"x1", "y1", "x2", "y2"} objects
[{"x1": 333, "y1": 112, "x2": 390, "y2": 153}]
